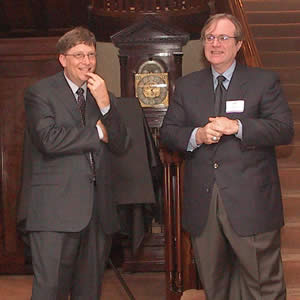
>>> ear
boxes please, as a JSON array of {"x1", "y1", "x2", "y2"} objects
[{"x1": 58, "y1": 54, "x2": 66, "y2": 68}]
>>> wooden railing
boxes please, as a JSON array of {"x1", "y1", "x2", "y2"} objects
[
  {"x1": 215, "y1": 0, "x2": 262, "y2": 67},
  {"x1": 230, "y1": 0, "x2": 262, "y2": 67},
  {"x1": 91, "y1": 0, "x2": 208, "y2": 15}
]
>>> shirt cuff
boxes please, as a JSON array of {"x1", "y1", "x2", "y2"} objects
[
  {"x1": 235, "y1": 119, "x2": 243, "y2": 140},
  {"x1": 187, "y1": 128, "x2": 202, "y2": 152},
  {"x1": 101, "y1": 104, "x2": 110, "y2": 115},
  {"x1": 96, "y1": 125, "x2": 104, "y2": 140}
]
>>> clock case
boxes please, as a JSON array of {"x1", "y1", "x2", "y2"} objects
[{"x1": 111, "y1": 16, "x2": 189, "y2": 128}]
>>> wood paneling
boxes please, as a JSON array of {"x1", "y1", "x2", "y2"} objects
[
  {"x1": 0, "y1": 0, "x2": 90, "y2": 38},
  {"x1": 0, "y1": 37, "x2": 61, "y2": 274}
]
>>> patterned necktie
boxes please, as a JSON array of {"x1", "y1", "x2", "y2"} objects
[
  {"x1": 214, "y1": 75, "x2": 226, "y2": 116},
  {"x1": 76, "y1": 87, "x2": 86, "y2": 124}
]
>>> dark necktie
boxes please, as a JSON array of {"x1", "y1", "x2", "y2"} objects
[
  {"x1": 214, "y1": 75, "x2": 226, "y2": 116},
  {"x1": 76, "y1": 87, "x2": 86, "y2": 124},
  {"x1": 76, "y1": 87, "x2": 96, "y2": 180}
]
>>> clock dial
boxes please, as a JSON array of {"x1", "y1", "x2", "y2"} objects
[{"x1": 135, "y1": 73, "x2": 168, "y2": 107}]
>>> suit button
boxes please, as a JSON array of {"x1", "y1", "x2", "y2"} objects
[
  {"x1": 89, "y1": 176, "x2": 96, "y2": 184},
  {"x1": 213, "y1": 162, "x2": 219, "y2": 169}
]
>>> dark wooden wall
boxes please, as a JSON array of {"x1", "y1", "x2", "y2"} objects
[
  {"x1": 0, "y1": 0, "x2": 90, "y2": 38},
  {"x1": 0, "y1": 37, "x2": 61, "y2": 273},
  {"x1": 0, "y1": 0, "x2": 91, "y2": 273}
]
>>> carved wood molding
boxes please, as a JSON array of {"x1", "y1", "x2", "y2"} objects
[{"x1": 91, "y1": 0, "x2": 209, "y2": 16}]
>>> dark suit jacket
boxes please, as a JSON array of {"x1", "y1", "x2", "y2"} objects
[
  {"x1": 17, "y1": 71, "x2": 128, "y2": 235},
  {"x1": 160, "y1": 63, "x2": 294, "y2": 237}
]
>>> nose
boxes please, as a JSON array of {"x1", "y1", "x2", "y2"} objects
[
  {"x1": 82, "y1": 54, "x2": 91, "y2": 63},
  {"x1": 212, "y1": 38, "x2": 221, "y2": 46}
]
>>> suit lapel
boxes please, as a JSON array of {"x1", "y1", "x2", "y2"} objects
[
  {"x1": 196, "y1": 68, "x2": 215, "y2": 119},
  {"x1": 226, "y1": 64, "x2": 248, "y2": 101},
  {"x1": 219, "y1": 63, "x2": 248, "y2": 116},
  {"x1": 52, "y1": 72, "x2": 82, "y2": 123}
]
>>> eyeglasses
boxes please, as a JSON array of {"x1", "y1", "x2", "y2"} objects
[
  {"x1": 64, "y1": 52, "x2": 97, "y2": 60},
  {"x1": 204, "y1": 34, "x2": 237, "y2": 43}
]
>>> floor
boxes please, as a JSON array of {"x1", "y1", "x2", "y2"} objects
[{"x1": 0, "y1": 269, "x2": 166, "y2": 300}]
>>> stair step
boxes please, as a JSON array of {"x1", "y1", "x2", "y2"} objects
[
  {"x1": 283, "y1": 258, "x2": 300, "y2": 289},
  {"x1": 277, "y1": 145, "x2": 300, "y2": 168},
  {"x1": 246, "y1": 11, "x2": 300, "y2": 24},
  {"x1": 292, "y1": 123, "x2": 300, "y2": 144},
  {"x1": 282, "y1": 192, "x2": 300, "y2": 224},
  {"x1": 282, "y1": 84, "x2": 300, "y2": 103},
  {"x1": 244, "y1": 0, "x2": 300, "y2": 11},
  {"x1": 268, "y1": 67, "x2": 300, "y2": 85},
  {"x1": 288, "y1": 102, "x2": 300, "y2": 120},
  {"x1": 260, "y1": 51, "x2": 300, "y2": 68},
  {"x1": 282, "y1": 226, "x2": 300, "y2": 254},
  {"x1": 279, "y1": 167, "x2": 300, "y2": 192},
  {"x1": 287, "y1": 288, "x2": 300, "y2": 300},
  {"x1": 250, "y1": 23, "x2": 300, "y2": 38},
  {"x1": 255, "y1": 37, "x2": 300, "y2": 52}
]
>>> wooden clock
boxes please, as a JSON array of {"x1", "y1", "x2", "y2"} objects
[
  {"x1": 111, "y1": 16, "x2": 189, "y2": 129},
  {"x1": 111, "y1": 16, "x2": 189, "y2": 273}
]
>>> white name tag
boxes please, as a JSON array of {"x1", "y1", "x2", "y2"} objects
[{"x1": 226, "y1": 100, "x2": 244, "y2": 113}]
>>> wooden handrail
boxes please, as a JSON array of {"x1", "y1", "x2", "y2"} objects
[{"x1": 228, "y1": 0, "x2": 262, "y2": 67}]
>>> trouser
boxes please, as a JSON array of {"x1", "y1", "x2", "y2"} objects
[
  {"x1": 191, "y1": 184, "x2": 286, "y2": 300},
  {"x1": 29, "y1": 196, "x2": 111, "y2": 300}
]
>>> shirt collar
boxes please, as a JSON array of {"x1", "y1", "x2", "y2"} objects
[
  {"x1": 211, "y1": 60, "x2": 236, "y2": 90},
  {"x1": 63, "y1": 73, "x2": 87, "y2": 98}
]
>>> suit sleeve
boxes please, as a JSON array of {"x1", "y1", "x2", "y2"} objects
[
  {"x1": 160, "y1": 81, "x2": 195, "y2": 152},
  {"x1": 241, "y1": 71, "x2": 294, "y2": 146},
  {"x1": 24, "y1": 85, "x2": 102, "y2": 156}
]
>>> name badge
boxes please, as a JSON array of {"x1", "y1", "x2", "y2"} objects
[{"x1": 226, "y1": 100, "x2": 244, "y2": 113}]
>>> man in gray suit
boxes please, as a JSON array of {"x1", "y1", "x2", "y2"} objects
[
  {"x1": 19, "y1": 27, "x2": 128, "y2": 300},
  {"x1": 160, "y1": 14, "x2": 293, "y2": 300}
]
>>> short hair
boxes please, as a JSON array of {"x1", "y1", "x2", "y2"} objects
[
  {"x1": 56, "y1": 26, "x2": 97, "y2": 54},
  {"x1": 201, "y1": 13, "x2": 244, "y2": 43}
]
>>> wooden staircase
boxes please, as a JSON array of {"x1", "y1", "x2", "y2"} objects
[{"x1": 243, "y1": 0, "x2": 300, "y2": 298}]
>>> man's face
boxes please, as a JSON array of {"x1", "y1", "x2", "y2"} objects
[
  {"x1": 59, "y1": 43, "x2": 97, "y2": 87},
  {"x1": 204, "y1": 18, "x2": 242, "y2": 74}
]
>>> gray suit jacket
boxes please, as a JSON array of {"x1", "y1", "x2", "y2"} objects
[
  {"x1": 160, "y1": 63, "x2": 294, "y2": 237},
  {"x1": 17, "y1": 71, "x2": 128, "y2": 235}
]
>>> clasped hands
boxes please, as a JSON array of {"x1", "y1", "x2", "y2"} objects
[{"x1": 196, "y1": 117, "x2": 239, "y2": 145}]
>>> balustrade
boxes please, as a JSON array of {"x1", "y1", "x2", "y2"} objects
[{"x1": 91, "y1": 0, "x2": 206, "y2": 14}]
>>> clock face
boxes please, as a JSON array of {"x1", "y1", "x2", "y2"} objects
[{"x1": 135, "y1": 73, "x2": 168, "y2": 108}]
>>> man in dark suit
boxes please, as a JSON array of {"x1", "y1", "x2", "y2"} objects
[
  {"x1": 160, "y1": 13, "x2": 293, "y2": 300},
  {"x1": 18, "y1": 27, "x2": 128, "y2": 300}
]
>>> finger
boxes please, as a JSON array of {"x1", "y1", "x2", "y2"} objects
[{"x1": 86, "y1": 72, "x2": 97, "y2": 79}]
